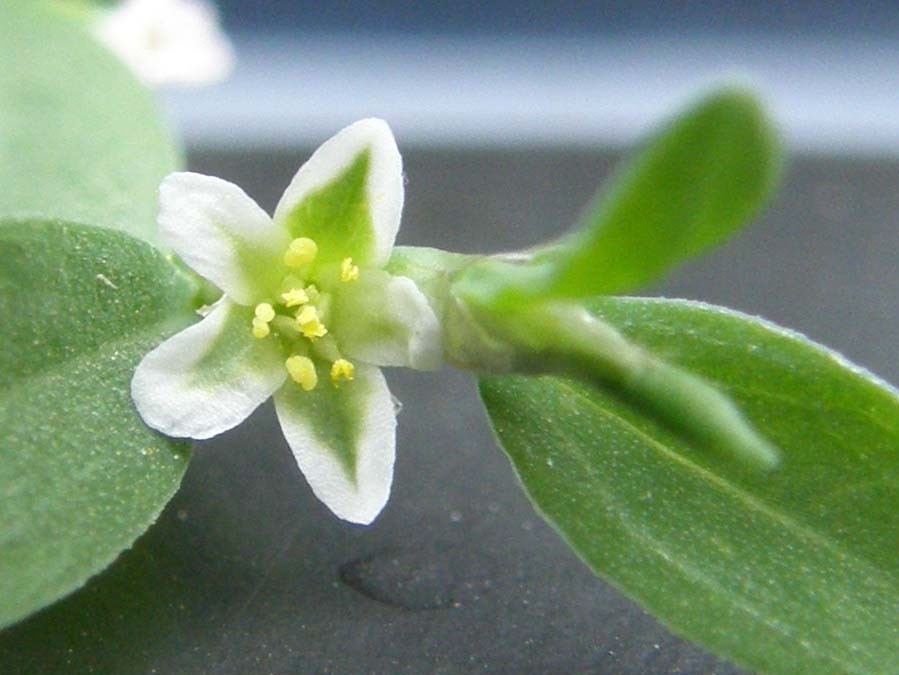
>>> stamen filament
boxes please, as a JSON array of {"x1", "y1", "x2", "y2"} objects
[
  {"x1": 272, "y1": 315, "x2": 300, "y2": 335},
  {"x1": 304, "y1": 284, "x2": 320, "y2": 301}
]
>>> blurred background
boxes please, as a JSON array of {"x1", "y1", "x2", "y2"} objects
[
  {"x1": 167, "y1": 0, "x2": 899, "y2": 382},
  {"x1": 169, "y1": 0, "x2": 899, "y2": 154},
  {"x1": 6, "y1": 3, "x2": 898, "y2": 674}
]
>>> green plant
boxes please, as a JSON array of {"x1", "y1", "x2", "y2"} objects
[{"x1": 2, "y1": 3, "x2": 897, "y2": 674}]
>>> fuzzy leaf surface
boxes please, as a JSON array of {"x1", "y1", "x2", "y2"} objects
[
  {"x1": 480, "y1": 297, "x2": 899, "y2": 675},
  {"x1": 0, "y1": 219, "x2": 196, "y2": 629}
]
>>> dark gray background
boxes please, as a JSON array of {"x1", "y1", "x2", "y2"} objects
[
  {"x1": 215, "y1": 0, "x2": 899, "y2": 36},
  {"x1": 1, "y1": 147, "x2": 897, "y2": 674}
]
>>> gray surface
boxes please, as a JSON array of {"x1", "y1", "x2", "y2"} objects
[
  {"x1": 2, "y1": 147, "x2": 898, "y2": 674},
  {"x1": 167, "y1": 32, "x2": 899, "y2": 155}
]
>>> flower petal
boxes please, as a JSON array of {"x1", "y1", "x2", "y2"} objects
[
  {"x1": 272, "y1": 119, "x2": 403, "y2": 267},
  {"x1": 274, "y1": 364, "x2": 396, "y2": 524},
  {"x1": 132, "y1": 299, "x2": 286, "y2": 439},
  {"x1": 94, "y1": 0, "x2": 234, "y2": 87},
  {"x1": 158, "y1": 172, "x2": 289, "y2": 305},
  {"x1": 332, "y1": 270, "x2": 443, "y2": 371}
]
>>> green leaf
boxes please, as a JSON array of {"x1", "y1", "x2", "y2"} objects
[
  {"x1": 0, "y1": 218, "x2": 197, "y2": 629},
  {"x1": 449, "y1": 90, "x2": 781, "y2": 312},
  {"x1": 479, "y1": 297, "x2": 899, "y2": 675},
  {"x1": 0, "y1": 0, "x2": 181, "y2": 244},
  {"x1": 543, "y1": 89, "x2": 781, "y2": 297}
]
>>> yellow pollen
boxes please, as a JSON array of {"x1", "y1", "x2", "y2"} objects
[
  {"x1": 251, "y1": 318, "x2": 270, "y2": 339},
  {"x1": 285, "y1": 355, "x2": 318, "y2": 391},
  {"x1": 330, "y1": 359, "x2": 355, "y2": 385},
  {"x1": 283, "y1": 237, "x2": 318, "y2": 268},
  {"x1": 296, "y1": 305, "x2": 317, "y2": 323},
  {"x1": 254, "y1": 302, "x2": 275, "y2": 322},
  {"x1": 296, "y1": 304, "x2": 328, "y2": 339},
  {"x1": 340, "y1": 257, "x2": 360, "y2": 282},
  {"x1": 281, "y1": 287, "x2": 309, "y2": 308},
  {"x1": 251, "y1": 303, "x2": 275, "y2": 338}
]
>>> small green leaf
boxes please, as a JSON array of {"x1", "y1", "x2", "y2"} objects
[
  {"x1": 549, "y1": 91, "x2": 779, "y2": 297},
  {"x1": 544, "y1": 89, "x2": 781, "y2": 297},
  {"x1": 449, "y1": 90, "x2": 781, "y2": 312},
  {"x1": 0, "y1": 0, "x2": 181, "y2": 244},
  {"x1": 0, "y1": 218, "x2": 197, "y2": 629},
  {"x1": 480, "y1": 297, "x2": 899, "y2": 675}
]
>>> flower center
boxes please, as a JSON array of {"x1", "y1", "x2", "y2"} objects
[{"x1": 252, "y1": 236, "x2": 361, "y2": 391}]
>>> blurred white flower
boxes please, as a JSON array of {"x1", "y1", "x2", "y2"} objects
[{"x1": 94, "y1": 0, "x2": 234, "y2": 86}]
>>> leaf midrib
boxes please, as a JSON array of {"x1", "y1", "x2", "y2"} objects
[
  {"x1": 555, "y1": 379, "x2": 895, "y2": 587},
  {"x1": 529, "y1": 379, "x2": 891, "y2": 675}
]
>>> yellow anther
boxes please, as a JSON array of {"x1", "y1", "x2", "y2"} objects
[
  {"x1": 296, "y1": 304, "x2": 316, "y2": 324},
  {"x1": 296, "y1": 304, "x2": 328, "y2": 339},
  {"x1": 340, "y1": 257, "x2": 360, "y2": 282},
  {"x1": 285, "y1": 355, "x2": 318, "y2": 391},
  {"x1": 254, "y1": 302, "x2": 276, "y2": 322},
  {"x1": 330, "y1": 358, "x2": 355, "y2": 385},
  {"x1": 251, "y1": 317, "x2": 270, "y2": 339},
  {"x1": 283, "y1": 237, "x2": 318, "y2": 268},
  {"x1": 301, "y1": 322, "x2": 328, "y2": 339},
  {"x1": 296, "y1": 304, "x2": 319, "y2": 325},
  {"x1": 281, "y1": 287, "x2": 309, "y2": 308}
]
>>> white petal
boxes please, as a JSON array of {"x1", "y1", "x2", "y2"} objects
[
  {"x1": 272, "y1": 118, "x2": 404, "y2": 267},
  {"x1": 132, "y1": 299, "x2": 286, "y2": 439},
  {"x1": 94, "y1": 0, "x2": 234, "y2": 87},
  {"x1": 158, "y1": 172, "x2": 289, "y2": 305},
  {"x1": 274, "y1": 365, "x2": 396, "y2": 525},
  {"x1": 332, "y1": 270, "x2": 443, "y2": 371}
]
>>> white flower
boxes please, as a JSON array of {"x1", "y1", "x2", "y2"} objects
[
  {"x1": 93, "y1": 0, "x2": 234, "y2": 86},
  {"x1": 132, "y1": 119, "x2": 442, "y2": 524}
]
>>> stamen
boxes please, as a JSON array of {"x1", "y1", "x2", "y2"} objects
[
  {"x1": 296, "y1": 304, "x2": 328, "y2": 339},
  {"x1": 330, "y1": 358, "x2": 355, "y2": 385},
  {"x1": 254, "y1": 302, "x2": 275, "y2": 322},
  {"x1": 340, "y1": 257, "x2": 360, "y2": 282},
  {"x1": 251, "y1": 318, "x2": 270, "y2": 339},
  {"x1": 285, "y1": 355, "x2": 318, "y2": 391},
  {"x1": 304, "y1": 284, "x2": 320, "y2": 302},
  {"x1": 251, "y1": 302, "x2": 275, "y2": 339},
  {"x1": 281, "y1": 287, "x2": 309, "y2": 308},
  {"x1": 284, "y1": 237, "x2": 318, "y2": 268}
]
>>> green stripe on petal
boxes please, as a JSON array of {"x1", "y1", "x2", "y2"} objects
[
  {"x1": 132, "y1": 299, "x2": 287, "y2": 439},
  {"x1": 274, "y1": 364, "x2": 396, "y2": 525},
  {"x1": 158, "y1": 172, "x2": 289, "y2": 305},
  {"x1": 273, "y1": 119, "x2": 404, "y2": 267}
]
